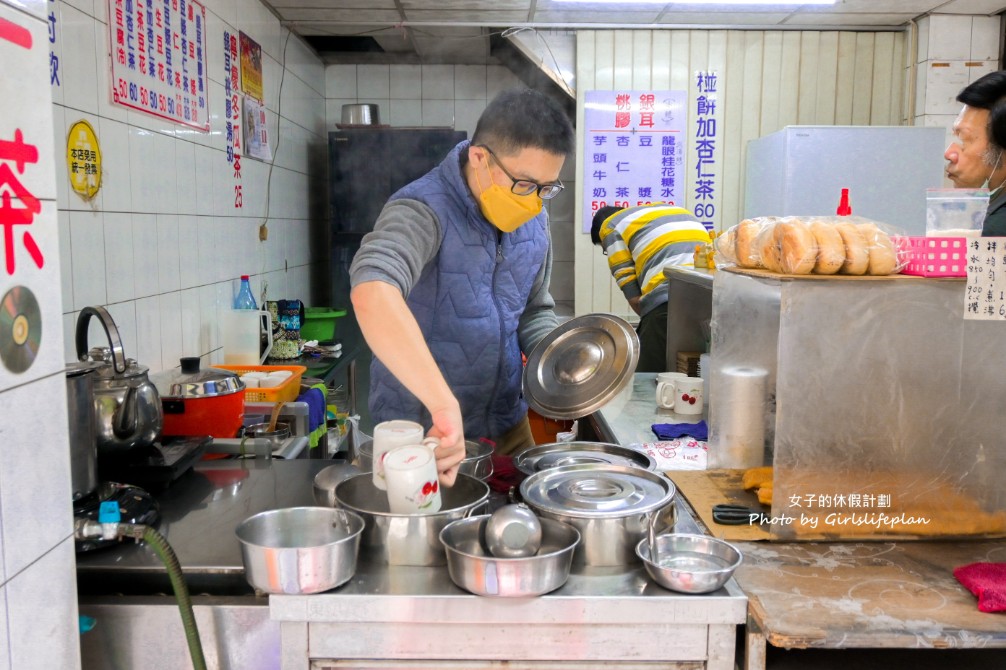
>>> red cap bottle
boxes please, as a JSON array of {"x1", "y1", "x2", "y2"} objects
[{"x1": 836, "y1": 188, "x2": 852, "y2": 216}]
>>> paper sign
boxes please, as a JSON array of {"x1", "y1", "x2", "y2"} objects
[
  {"x1": 239, "y1": 31, "x2": 262, "y2": 102},
  {"x1": 582, "y1": 90, "x2": 686, "y2": 233},
  {"x1": 630, "y1": 439, "x2": 708, "y2": 471},
  {"x1": 106, "y1": 0, "x2": 209, "y2": 131},
  {"x1": 244, "y1": 96, "x2": 270, "y2": 161},
  {"x1": 964, "y1": 237, "x2": 1006, "y2": 320},
  {"x1": 66, "y1": 120, "x2": 101, "y2": 200}
]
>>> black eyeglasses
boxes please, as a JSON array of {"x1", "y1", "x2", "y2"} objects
[{"x1": 480, "y1": 145, "x2": 564, "y2": 200}]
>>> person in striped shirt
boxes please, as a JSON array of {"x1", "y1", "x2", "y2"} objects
[{"x1": 590, "y1": 204, "x2": 711, "y2": 372}]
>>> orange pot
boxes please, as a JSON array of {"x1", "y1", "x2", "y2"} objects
[{"x1": 153, "y1": 357, "x2": 246, "y2": 439}]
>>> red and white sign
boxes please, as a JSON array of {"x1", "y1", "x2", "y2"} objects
[{"x1": 107, "y1": 0, "x2": 209, "y2": 131}]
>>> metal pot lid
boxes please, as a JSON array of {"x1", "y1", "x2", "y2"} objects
[
  {"x1": 514, "y1": 441, "x2": 656, "y2": 476},
  {"x1": 522, "y1": 313, "x2": 639, "y2": 419},
  {"x1": 151, "y1": 357, "x2": 245, "y2": 398},
  {"x1": 520, "y1": 464, "x2": 674, "y2": 518}
]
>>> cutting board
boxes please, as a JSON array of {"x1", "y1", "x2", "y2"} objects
[{"x1": 669, "y1": 468, "x2": 773, "y2": 541}]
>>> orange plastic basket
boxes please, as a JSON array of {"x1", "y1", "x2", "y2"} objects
[{"x1": 213, "y1": 365, "x2": 307, "y2": 403}]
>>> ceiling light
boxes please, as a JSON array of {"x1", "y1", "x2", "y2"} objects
[{"x1": 553, "y1": 0, "x2": 837, "y2": 5}]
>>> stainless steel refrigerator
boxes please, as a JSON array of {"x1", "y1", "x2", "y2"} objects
[{"x1": 744, "y1": 125, "x2": 947, "y2": 236}]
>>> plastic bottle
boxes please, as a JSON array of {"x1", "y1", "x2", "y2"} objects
[
  {"x1": 234, "y1": 275, "x2": 258, "y2": 310},
  {"x1": 693, "y1": 244, "x2": 707, "y2": 268},
  {"x1": 836, "y1": 188, "x2": 852, "y2": 216}
]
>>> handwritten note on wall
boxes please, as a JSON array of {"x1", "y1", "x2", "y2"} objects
[{"x1": 965, "y1": 238, "x2": 1006, "y2": 320}]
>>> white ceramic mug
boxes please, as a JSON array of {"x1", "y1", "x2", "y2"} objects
[
  {"x1": 656, "y1": 372, "x2": 687, "y2": 410},
  {"x1": 384, "y1": 438, "x2": 442, "y2": 514},
  {"x1": 371, "y1": 420, "x2": 425, "y2": 490},
  {"x1": 674, "y1": 376, "x2": 705, "y2": 415}
]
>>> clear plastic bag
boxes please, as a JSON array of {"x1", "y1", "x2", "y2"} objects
[{"x1": 715, "y1": 215, "x2": 908, "y2": 276}]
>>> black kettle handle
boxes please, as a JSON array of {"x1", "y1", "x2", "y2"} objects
[{"x1": 75, "y1": 306, "x2": 127, "y2": 374}]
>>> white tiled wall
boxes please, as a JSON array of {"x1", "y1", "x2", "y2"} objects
[
  {"x1": 912, "y1": 13, "x2": 1001, "y2": 184},
  {"x1": 324, "y1": 63, "x2": 577, "y2": 313},
  {"x1": 0, "y1": 0, "x2": 79, "y2": 666},
  {"x1": 0, "y1": 0, "x2": 324, "y2": 662},
  {"x1": 54, "y1": 0, "x2": 328, "y2": 373}
]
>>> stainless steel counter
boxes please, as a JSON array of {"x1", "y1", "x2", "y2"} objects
[
  {"x1": 76, "y1": 458, "x2": 328, "y2": 595},
  {"x1": 663, "y1": 265, "x2": 715, "y2": 371},
  {"x1": 78, "y1": 449, "x2": 745, "y2": 670}
]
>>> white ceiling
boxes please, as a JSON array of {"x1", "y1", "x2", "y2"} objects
[{"x1": 273, "y1": 0, "x2": 1006, "y2": 63}]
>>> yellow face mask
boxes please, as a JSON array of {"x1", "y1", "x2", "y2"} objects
[{"x1": 474, "y1": 160, "x2": 543, "y2": 233}]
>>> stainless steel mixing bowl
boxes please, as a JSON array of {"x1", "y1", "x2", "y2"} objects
[
  {"x1": 235, "y1": 506, "x2": 364, "y2": 595},
  {"x1": 440, "y1": 515, "x2": 580, "y2": 597},
  {"x1": 334, "y1": 472, "x2": 490, "y2": 566},
  {"x1": 635, "y1": 533, "x2": 742, "y2": 594}
]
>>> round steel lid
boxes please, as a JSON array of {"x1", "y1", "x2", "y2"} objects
[
  {"x1": 514, "y1": 441, "x2": 656, "y2": 476},
  {"x1": 523, "y1": 313, "x2": 639, "y2": 419},
  {"x1": 151, "y1": 357, "x2": 245, "y2": 398},
  {"x1": 520, "y1": 464, "x2": 674, "y2": 518}
]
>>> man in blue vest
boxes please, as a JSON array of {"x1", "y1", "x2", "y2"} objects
[{"x1": 350, "y1": 89, "x2": 575, "y2": 485}]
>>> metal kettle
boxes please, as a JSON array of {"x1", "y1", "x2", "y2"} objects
[{"x1": 75, "y1": 306, "x2": 163, "y2": 452}]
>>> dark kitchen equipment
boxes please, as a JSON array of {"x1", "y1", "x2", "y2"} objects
[
  {"x1": 98, "y1": 436, "x2": 210, "y2": 490},
  {"x1": 152, "y1": 357, "x2": 245, "y2": 439},
  {"x1": 328, "y1": 127, "x2": 467, "y2": 305},
  {"x1": 712, "y1": 503, "x2": 764, "y2": 526},
  {"x1": 73, "y1": 481, "x2": 159, "y2": 553},
  {"x1": 75, "y1": 306, "x2": 163, "y2": 452}
]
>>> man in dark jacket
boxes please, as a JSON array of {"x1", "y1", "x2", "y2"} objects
[
  {"x1": 946, "y1": 71, "x2": 1006, "y2": 235},
  {"x1": 350, "y1": 89, "x2": 574, "y2": 481}
]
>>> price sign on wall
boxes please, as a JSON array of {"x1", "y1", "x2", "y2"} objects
[
  {"x1": 106, "y1": 0, "x2": 209, "y2": 131},
  {"x1": 582, "y1": 90, "x2": 686, "y2": 233},
  {"x1": 965, "y1": 237, "x2": 1006, "y2": 320}
]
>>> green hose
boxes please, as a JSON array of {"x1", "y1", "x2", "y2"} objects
[{"x1": 142, "y1": 526, "x2": 208, "y2": 670}]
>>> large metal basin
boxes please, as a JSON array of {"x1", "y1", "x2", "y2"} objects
[
  {"x1": 235, "y1": 506, "x2": 364, "y2": 595},
  {"x1": 334, "y1": 472, "x2": 489, "y2": 566},
  {"x1": 440, "y1": 515, "x2": 580, "y2": 597}
]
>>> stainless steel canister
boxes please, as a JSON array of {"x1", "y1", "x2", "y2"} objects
[
  {"x1": 520, "y1": 464, "x2": 676, "y2": 566},
  {"x1": 66, "y1": 363, "x2": 99, "y2": 500}
]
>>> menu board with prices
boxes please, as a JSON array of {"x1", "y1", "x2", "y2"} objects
[
  {"x1": 107, "y1": 0, "x2": 209, "y2": 131},
  {"x1": 582, "y1": 90, "x2": 686, "y2": 233},
  {"x1": 964, "y1": 237, "x2": 1006, "y2": 320}
]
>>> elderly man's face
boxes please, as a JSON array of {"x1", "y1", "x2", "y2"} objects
[{"x1": 945, "y1": 105, "x2": 999, "y2": 188}]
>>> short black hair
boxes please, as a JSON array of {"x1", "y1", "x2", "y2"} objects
[
  {"x1": 957, "y1": 71, "x2": 1006, "y2": 151},
  {"x1": 590, "y1": 206, "x2": 623, "y2": 245},
  {"x1": 472, "y1": 88, "x2": 574, "y2": 158}
]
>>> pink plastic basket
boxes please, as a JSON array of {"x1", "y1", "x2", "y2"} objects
[{"x1": 897, "y1": 236, "x2": 967, "y2": 277}]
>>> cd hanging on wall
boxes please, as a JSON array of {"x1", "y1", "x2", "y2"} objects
[{"x1": 0, "y1": 285, "x2": 42, "y2": 374}]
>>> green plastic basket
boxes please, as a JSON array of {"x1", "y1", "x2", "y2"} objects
[{"x1": 301, "y1": 307, "x2": 347, "y2": 343}]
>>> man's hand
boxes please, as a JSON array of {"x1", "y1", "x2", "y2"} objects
[{"x1": 427, "y1": 404, "x2": 466, "y2": 487}]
